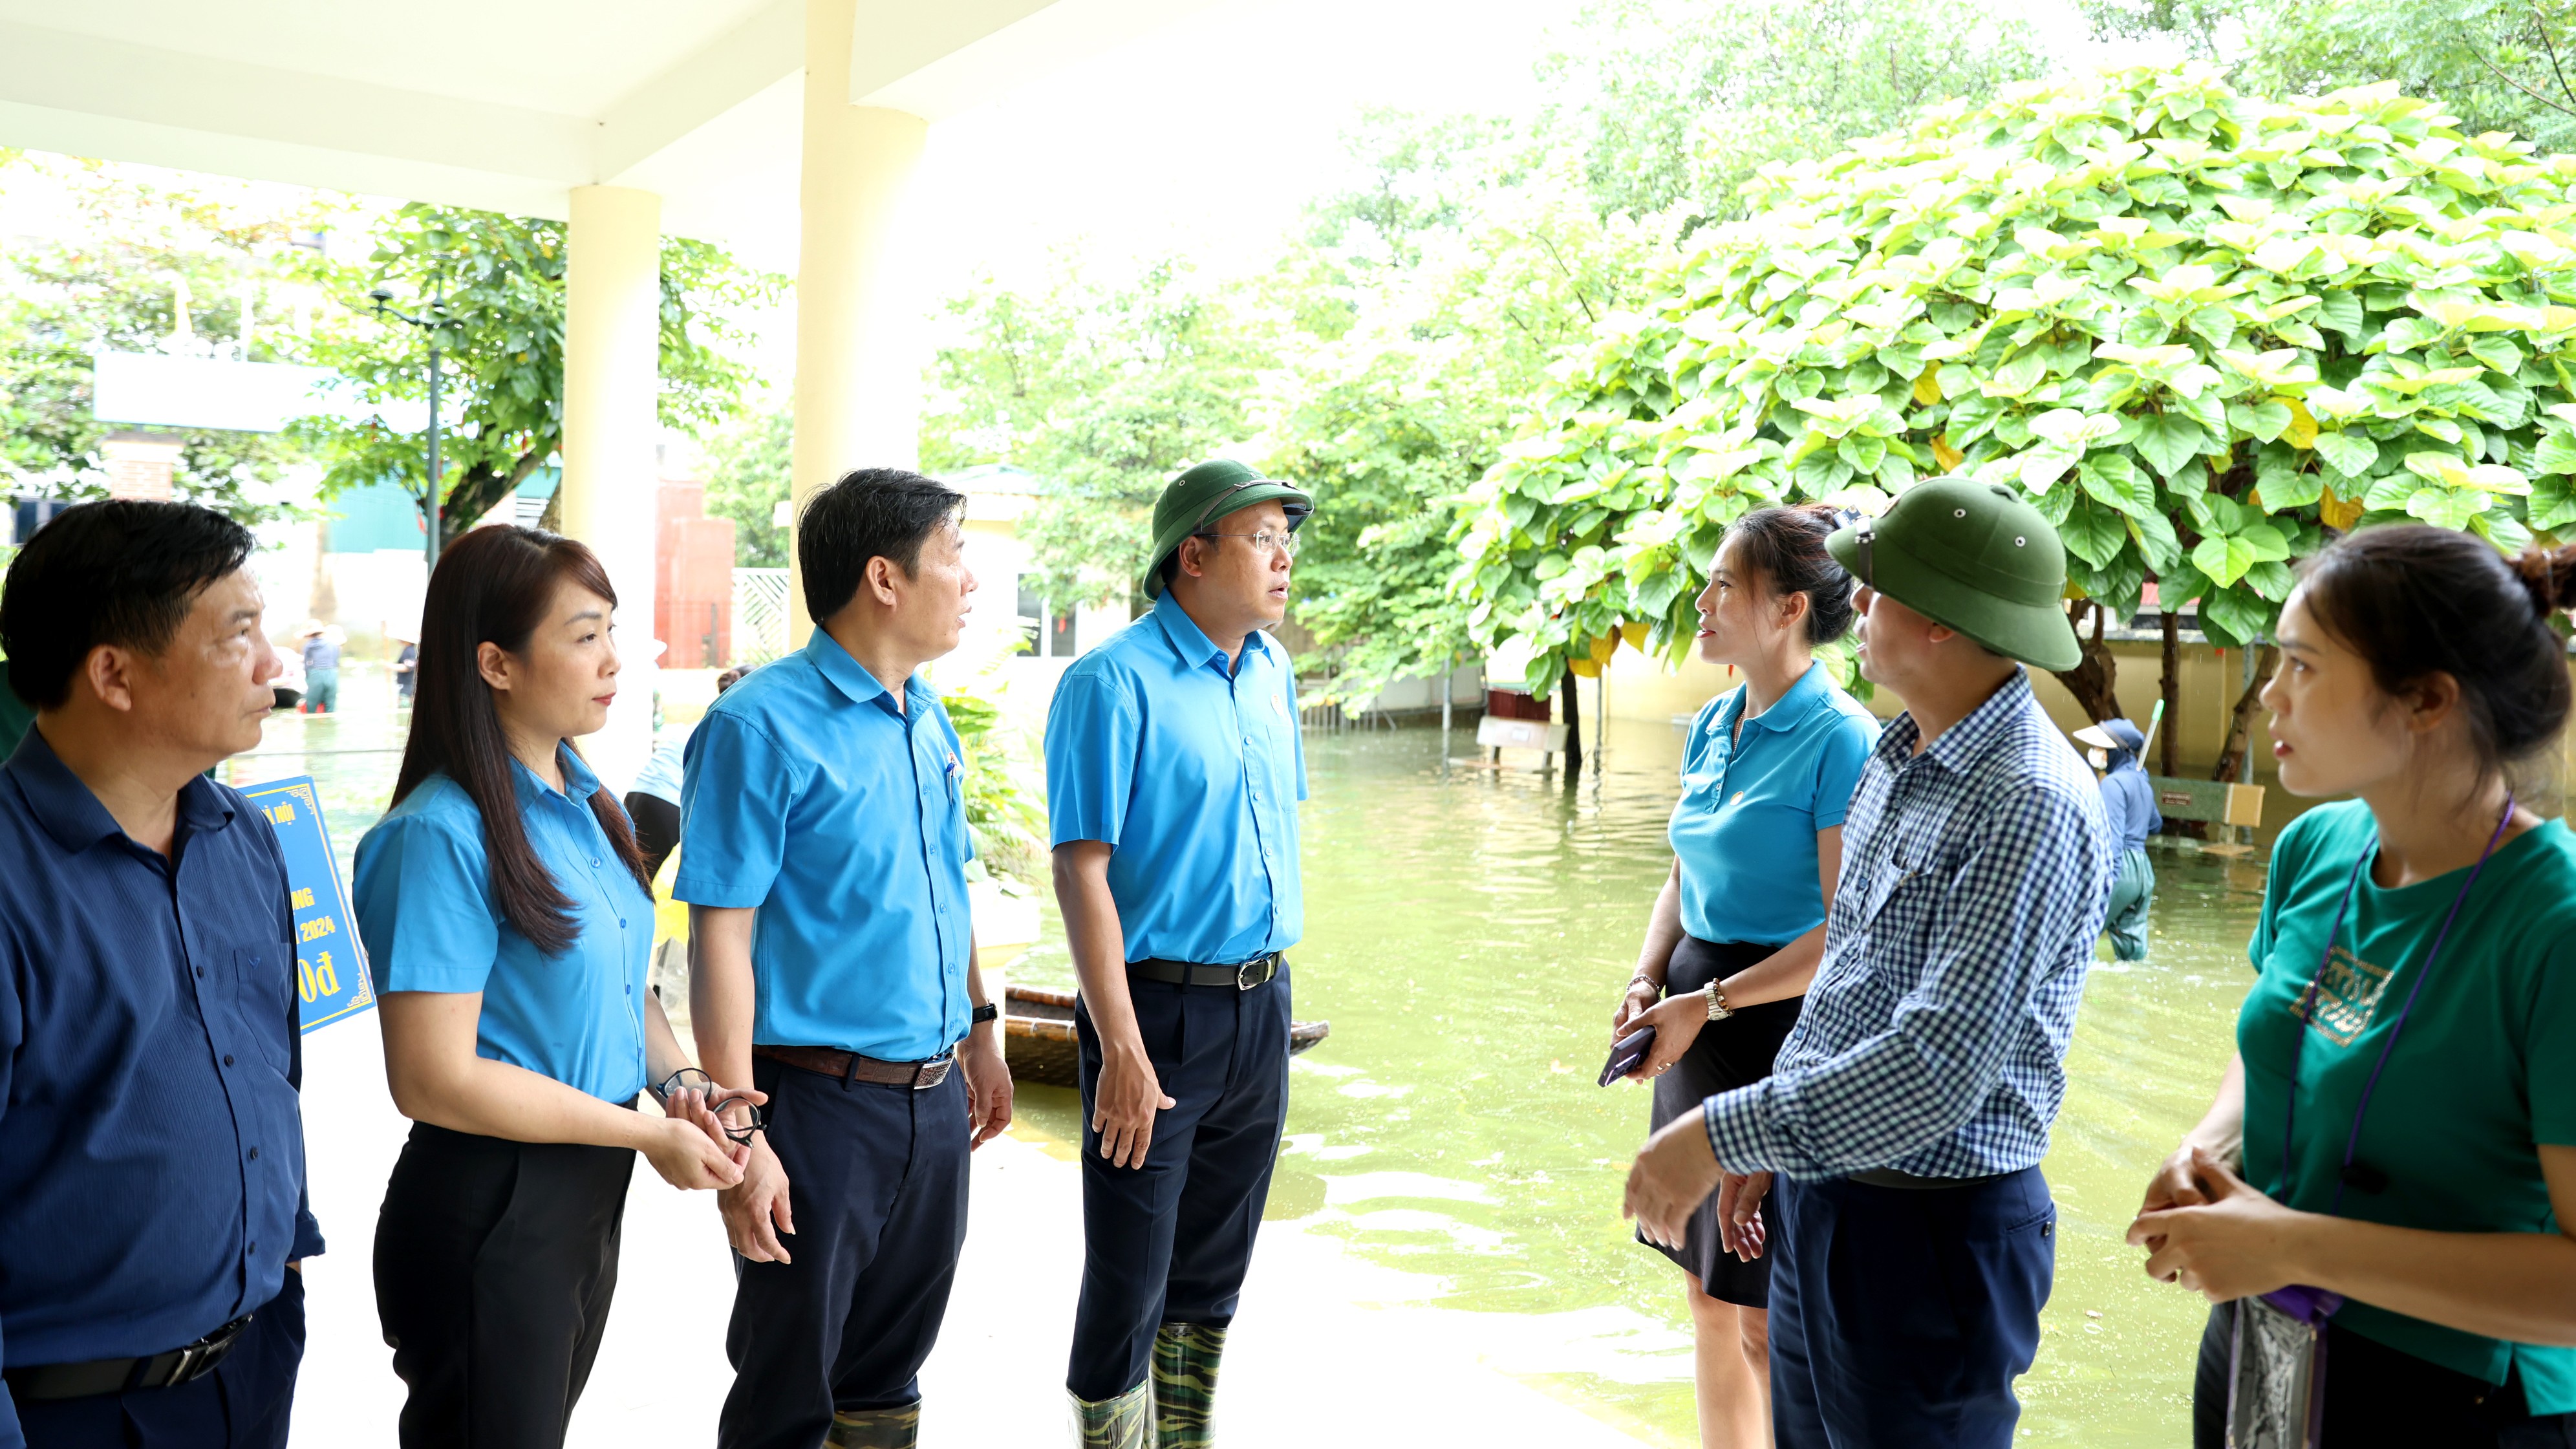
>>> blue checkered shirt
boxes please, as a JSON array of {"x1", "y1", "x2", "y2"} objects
[{"x1": 1703, "y1": 669, "x2": 2113, "y2": 1180}]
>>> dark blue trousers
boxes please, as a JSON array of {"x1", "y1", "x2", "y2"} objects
[
  {"x1": 1768, "y1": 1167, "x2": 2055, "y2": 1449},
  {"x1": 15, "y1": 1270, "x2": 304, "y2": 1449},
  {"x1": 718, "y1": 1059, "x2": 969, "y2": 1449},
  {"x1": 1067, "y1": 970, "x2": 1291, "y2": 1401}
]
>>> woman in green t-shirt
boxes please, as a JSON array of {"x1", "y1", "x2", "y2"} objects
[{"x1": 2128, "y1": 524, "x2": 2576, "y2": 1446}]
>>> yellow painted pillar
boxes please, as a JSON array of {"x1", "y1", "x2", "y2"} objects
[
  {"x1": 789, "y1": 0, "x2": 930, "y2": 641},
  {"x1": 560, "y1": 183, "x2": 664, "y2": 790}
]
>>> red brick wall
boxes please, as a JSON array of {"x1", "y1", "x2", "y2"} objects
[{"x1": 656, "y1": 481, "x2": 735, "y2": 667}]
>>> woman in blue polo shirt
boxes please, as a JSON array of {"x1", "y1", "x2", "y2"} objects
[
  {"x1": 356, "y1": 526, "x2": 755, "y2": 1449},
  {"x1": 1611, "y1": 503, "x2": 1877, "y2": 1449}
]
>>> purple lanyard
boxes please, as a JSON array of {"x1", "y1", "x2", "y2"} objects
[{"x1": 2273, "y1": 798, "x2": 2515, "y2": 1216}]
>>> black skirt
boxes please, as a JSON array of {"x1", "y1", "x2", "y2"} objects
[{"x1": 1642, "y1": 936, "x2": 1805, "y2": 1308}]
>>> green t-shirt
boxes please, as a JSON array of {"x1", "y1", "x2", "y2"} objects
[{"x1": 2242, "y1": 800, "x2": 2576, "y2": 1408}]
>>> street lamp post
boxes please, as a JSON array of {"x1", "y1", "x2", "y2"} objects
[{"x1": 367, "y1": 287, "x2": 445, "y2": 572}]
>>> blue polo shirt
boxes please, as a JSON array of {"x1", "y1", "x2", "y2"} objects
[
  {"x1": 1669, "y1": 662, "x2": 1878, "y2": 948},
  {"x1": 354, "y1": 749, "x2": 652, "y2": 1104},
  {"x1": 1044, "y1": 590, "x2": 1305, "y2": 965},
  {"x1": 674, "y1": 630, "x2": 974, "y2": 1062},
  {"x1": 0, "y1": 729, "x2": 321, "y2": 1425}
]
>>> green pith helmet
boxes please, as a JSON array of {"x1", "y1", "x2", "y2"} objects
[
  {"x1": 1141, "y1": 460, "x2": 1314, "y2": 601},
  {"x1": 1825, "y1": 475, "x2": 2082, "y2": 672}
]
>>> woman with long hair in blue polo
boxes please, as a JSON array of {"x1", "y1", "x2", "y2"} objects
[
  {"x1": 1612, "y1": 504, "x2": 1877, "y2": 1449},
  {"x1": 357, "y1": 526, "x2": 754, "y2": 1449}
]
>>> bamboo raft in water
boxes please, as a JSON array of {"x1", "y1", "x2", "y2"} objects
[{"x1": 1003, "y1": 985, "x2": 1331, "y2": 1088}]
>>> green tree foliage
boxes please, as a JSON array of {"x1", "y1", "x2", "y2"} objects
[
  {"x1": 297, "y1": 204, "x2": 780, "y2": 547},
  {"x1": 1263, "y1": 138, "x2": 1667, "y2": 701},
  {"x1": 940, "y1": 682, "x2": 1047, "y2": 881},
  {"x1": 921, "y1": 256, "x2": 1271, "y2": 607},
  {"x1": 1538, "y1": 0, "x2": 2057, "y2": 223},
  {"x1": 0, "y1": 151, "x2": 345, "y2": 521},
  {"x1": 2093, "y1": 0, "x2": 2576, "y2": 156},
  {"x1": 703, "y1": 406, "x2": 792, "y2": 567},
  {"x1": 1459, "y1": 65, "x2": 2576, "y2": 695}
]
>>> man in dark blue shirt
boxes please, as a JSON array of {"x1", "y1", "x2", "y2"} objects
[{"x1": 0, "y1": 501, "x2": 321, "y2": 1449}]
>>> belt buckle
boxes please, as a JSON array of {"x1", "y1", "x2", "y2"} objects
[
  {"x1": 1234, "y1": 954, "x2": 1274, "y2": 991},
  {"x1": 914, "y1": 1054, "x2": 952, "y2": 1090},
  {"x1": 162, "y1": 1317, "x2": 246, "y2": 1387}
]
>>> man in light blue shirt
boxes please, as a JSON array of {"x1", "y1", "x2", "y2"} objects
[
  {"x1": 679, "y1": 468, "x2": 1013, "y2": 1449},
  {"x1": 1045, "y1": 460, "x2": 1309, "y2": 1447}
]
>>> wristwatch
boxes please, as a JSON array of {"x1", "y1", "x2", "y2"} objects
[
  {"x1": 971, "y1": 1002, "x2": 999, "y2": 1025},
  {"x1": 1704, "y1": 981, "x2": 1734, "y2": 1022}
]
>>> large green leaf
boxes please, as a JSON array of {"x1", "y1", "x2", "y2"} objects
[{"x1": 2132, "y1": 414, "x2": 2207, "y2": 478}]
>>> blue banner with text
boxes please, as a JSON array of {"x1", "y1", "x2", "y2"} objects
[{"x1": 243, "y1": 775, "x2": 375, "y2": 1033}]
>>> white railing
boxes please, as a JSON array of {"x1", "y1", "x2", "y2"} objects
[{"x1": 731, "y1": 568, "x2": 792, "y2": 665}]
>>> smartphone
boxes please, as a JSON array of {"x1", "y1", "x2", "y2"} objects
[{"x1": 1598, "y1": 1026, "x2": 1656, "y2": 1087}]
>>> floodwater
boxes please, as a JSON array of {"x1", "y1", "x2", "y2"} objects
[
  {"x1": 1009, "y1": 714, "x2": 2270, "y2": 1446},
  {"x1": 250, "y1": 668, "x2": 2267, "y2": 1446}
]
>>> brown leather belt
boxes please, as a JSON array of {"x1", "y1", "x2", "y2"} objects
[{"x1": 753, "y1": 1043, "x2": 952, "y2": 1089}]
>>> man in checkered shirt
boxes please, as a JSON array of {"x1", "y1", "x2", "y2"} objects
[{"x1": 1627, "y1": 476, "x2": 2114, "y2": 1448}]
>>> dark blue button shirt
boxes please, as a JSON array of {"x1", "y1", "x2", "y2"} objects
[{"x1": 0, "y1": 731, "x2": 321, "y2": 1439}]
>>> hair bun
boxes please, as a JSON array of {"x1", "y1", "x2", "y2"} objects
[{"x1": 2512, "y1": 542, "x2": 2576, "y2": 616}]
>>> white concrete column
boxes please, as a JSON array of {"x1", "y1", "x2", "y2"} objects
[
  {"x1": 789, "y1": 0, "x2": 930, "y2": 640},
  {"x1": 560, "y1": 183, "x2": 663, "y2": 793}
]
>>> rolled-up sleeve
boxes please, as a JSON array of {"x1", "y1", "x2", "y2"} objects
[
  {"x1": 674, "y1": 713, "x2": 795, "y2": 908},
  {"x1": 354, "y1": 812, "x2": 499, "y2": 995},
  {"x1": 1044, "y1": 665, "x2": 1141, "y2": 849},
  {"x1": 1704, "y1": 785, "x2": 2104, "y2": 1177}
]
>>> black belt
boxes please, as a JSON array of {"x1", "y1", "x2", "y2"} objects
[
  {"x1": 1130, "y1": 952, "x2": 1282, "y2": 991},
  {"x1": 1847, "y1": 1167, "x2": 2011, "y2": 1191},
  {"x1": 3, "y1": 1314, "x2": 252, "y2": 1401}
]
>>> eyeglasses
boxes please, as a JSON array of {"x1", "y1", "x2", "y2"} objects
[
  {"x1": 708, "y1": 1095, "x2": 768, "y2": 1146},
  {"x1": 654, "y1": 1067, "x2": 767, "y2": 1145},
  {"x1": 1193, "y1": 529, "x2": 1301, "y2": 560}
]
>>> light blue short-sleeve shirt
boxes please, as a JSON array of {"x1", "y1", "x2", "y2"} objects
[
  {"x1": 1669, "y1": 661, "x2": 1879, "y2": 948},
  {"x1": 673, "y1": 630, "x2": 974, "y2": 1061},
  {"x1": 354, "y1": 750, "x2": 653, "y2": 1102},
  {"x1": 1044, "y1": 590, "x2": 1305, "y2": 965}
]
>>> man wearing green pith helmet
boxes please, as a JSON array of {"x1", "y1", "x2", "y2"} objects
[
  {"x1": 1044, "y1": 459, "x2": 1313, "y2": 1447},
  {"x1": 1626, "y1": 476, "x2": 2115, "y2": 1448}
]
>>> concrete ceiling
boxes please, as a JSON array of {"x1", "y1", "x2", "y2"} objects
[{"x1": 0, "y1": 0, "x2": 1220, "y2": 255}]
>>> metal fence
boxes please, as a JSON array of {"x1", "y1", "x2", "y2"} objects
[{"x1": 731, "y1": 567, "x2": 791, "y2": 665}]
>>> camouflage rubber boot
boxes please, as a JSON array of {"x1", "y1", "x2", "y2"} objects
[
  {"x1": 1071, "y1": 1380, "x2": 1152, "y2": 1449},
  {"x1": 824, "y1": 1401, "x2": 920, "y2": 1449},
  {"x1": 1152, "y1": 1322, "x2": 1227, "y2": 1447}
]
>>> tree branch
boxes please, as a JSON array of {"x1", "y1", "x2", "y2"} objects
[
  {"x1": 2463, "y1": 36, "x2": 2576, "y2": 120},
  {"x1": 2534, "y1": 4, "x2": 2576, "y2": 113}
]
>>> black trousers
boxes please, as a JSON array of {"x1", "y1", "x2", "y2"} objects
[
  {"x1": 374, "y1": 1122, "x2": 633, "y2": 1449},
  {"x1": 1768, "y1": 1167, "x2": 2055, "y2": 1448},
  {"x1": 718, "y1": 1057, "x2": 970, "y2": 1449},
  {"x1": 2193, "y1": 1300, "x2": 2576, "y2": 1448},
  {"x1": 1067, "y1": 967, "x2": 1292, "y2": 1401},
  {"x1": 624, "y1": 792, "x2": 680, "y2": 882},
  {"x1": 14, "y1": 1271, "x2": 305, "y2": 1449}
]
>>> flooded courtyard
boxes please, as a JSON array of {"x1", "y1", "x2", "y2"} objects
[{"x1": 252, "y1": 667, "x2": 2265, "y2": 1446}]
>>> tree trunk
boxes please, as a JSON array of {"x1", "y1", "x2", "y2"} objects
[
  {"x1": 2048, "y1": 600, "x2": 2121, "y2": 723},
  {"x1": 1559, "y1": 664, "x2": 1583, "y2": 780},
  {"x1": 2159, "y1": 611, "x2": 2182, "y2": 777},
  {"x1": 442, "y1": 444, "x2": 554, "y2": 548},
  {"x1": 2213, "y1": 643, "x2": 2278, "y2": 784}
]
